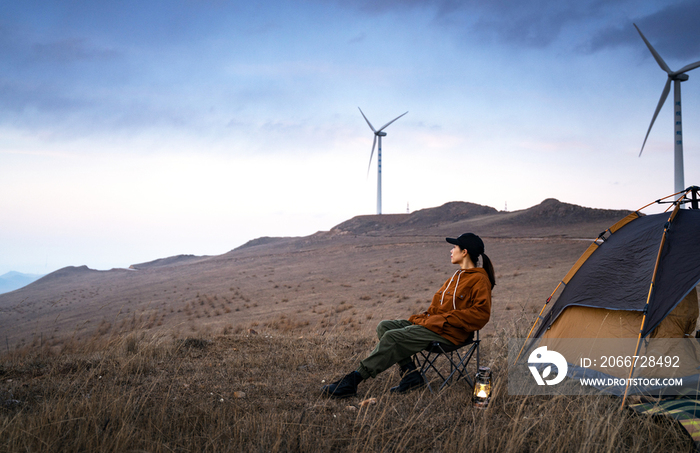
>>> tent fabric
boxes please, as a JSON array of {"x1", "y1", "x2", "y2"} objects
[
  {"x1": 557, "y1": 212, "x2": 639, "y2": 286},
  {"x1": 561, "y1": 242, "x2": 599, "y2": 285},
  {"x1": 540, "y1": 290, "x2": 699, "y2": 340},
  {"x1": 646, "y1": 210, "x2": 700, "y2": 335},
  {"x1": 652, "y1": 289, "x2": 699, "y2": 338},
  {"x1": 537, "y1": 296, "x2": 700, "y2": 383},
  {"x1": 629, "y1": 398, "x2": 700, "y2": 451},
  {"x1": 534, "y1": 209, "x2": 700, "y2": 339},
  {"x1": 541, "y1": 306, "x2": 645, "y2": 339}
]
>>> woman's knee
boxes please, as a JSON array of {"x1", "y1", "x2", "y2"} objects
[
  {"x1": 376, "y1": 320, "x2": 393, "y2": 338},
  {"x1": 379, "y1": 329, "x2": 403, "y2": 346}
]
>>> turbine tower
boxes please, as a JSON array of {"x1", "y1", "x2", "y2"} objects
[
  {"x1": 635, "y1": 23, "x2": 700, "y2": 194},
  {"x1": 358, "y1": 107, "x2": 408, "y2": 215}
]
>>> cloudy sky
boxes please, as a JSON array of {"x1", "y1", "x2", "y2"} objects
[{"x1": 2, "y1": 0, "x2": 700, "y2": 275}]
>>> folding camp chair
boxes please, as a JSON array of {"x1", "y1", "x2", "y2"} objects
[{"x1": 412, "y1": 331, "x2": 480, "y2": 393}]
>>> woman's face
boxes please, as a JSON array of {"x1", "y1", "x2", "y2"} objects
[{"x1": 450, "y1": 245, "x2": 467, "y2": 265}]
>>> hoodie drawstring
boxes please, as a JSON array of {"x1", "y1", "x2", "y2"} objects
[
  {"x1": 452, "y1": 272, "x2": 462, "y2": 310},
  {"x1": 440, "y1": 269, "x2": 463, "y2": 309}
]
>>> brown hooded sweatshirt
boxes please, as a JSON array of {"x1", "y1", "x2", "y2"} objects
[{"x1": 408, "y1": 268, "x2": 491, "y2": 345}]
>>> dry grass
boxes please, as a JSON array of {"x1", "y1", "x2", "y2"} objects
[{"x1": 0, "y1": 320, "x2": 693, "y2": 453}]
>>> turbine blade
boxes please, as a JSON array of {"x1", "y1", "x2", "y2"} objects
[
  {"x1": 676, "y1": 59, "x2": 700, "y2": 75},
  {"x1": 377, "y1": 111, "x2": 408, "y2": 132},
  {"x1": 367, "y1": 135, "x2": 377, "y2": 177},
  {"x1": 358, "y1": 107, "x2": 377, "y2": 133},
  {"x1": 634, "y1": 24, "x2": 672, "y2": 74},
  {"x1": 640, "y1": 78, "x2": 672, "y2": 157}
]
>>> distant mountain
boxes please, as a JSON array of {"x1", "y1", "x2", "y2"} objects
[{"x1": 0, "y1": 271, "x2": 44, "y2": 295}]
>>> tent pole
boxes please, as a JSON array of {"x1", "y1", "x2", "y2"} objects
[
  {"x1": 692, "y1": 186, "x2": 699, "y2": 210},
  {"x1": 620, "y1": 300, "x2": 650, "y2": 409},
  {"x1": 639, "y1": 188, "x2": 687, "y2": 212},
  {"x1": 672, "y1": 188, "x2": 694, "y2": 211},
  {"x1": 620, "y1": 203, "x2": 680, "y2": 410}
]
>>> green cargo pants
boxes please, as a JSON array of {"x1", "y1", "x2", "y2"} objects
[{"x1": 356, "y1": 319, "x2": 454, "y2": 380}]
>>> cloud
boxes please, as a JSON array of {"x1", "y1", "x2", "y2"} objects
[
  {"x1": 0, "y1": 77, "x2": 200, "y2": 142},
  {"x1": 347, "y1": 33, "x2": 366, "y2": 45},
  {"x1": 0, "y1": 19, "x2": 121, "y2": 66},
  {"x1": 587, "y1": 1, "x2": 700, "y2": 60},
  {"x1": 336, "y1": 0, "x2": 700, "y2": 54},
  {"x1": 0, "y1": 79, "x2": 83, "y2": 113},
  {"x1": 30, "y1": 38, "x2": 120, "y2": 64},
  {"x1": 333, "y1": 0, "x2": 605, "y2": 47},
  {"x1": 0, "y1": 22, "x2": 206, "y2": 139},
  {"x1": 464, "y1": 0, "x2": 580, "y2": 48}
]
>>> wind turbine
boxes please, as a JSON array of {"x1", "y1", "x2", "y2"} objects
[
  {"x1": 635, "y1": 23, "x2": 700, "y2": 194},
  {"x1": 358, "y1": 107, "x2": 408, "y2": 215}
]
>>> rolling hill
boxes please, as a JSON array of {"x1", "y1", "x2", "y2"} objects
[{"x1": 0, "y1": 199, "x2": 633, "y2": 349}]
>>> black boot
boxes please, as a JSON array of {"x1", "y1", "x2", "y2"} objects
[
  {"x1": 321, "y1": 371, "x2": 363, "y2": 399},
  {"x1": 390, "y1": 362, "x2": 424, "y2": 393}
]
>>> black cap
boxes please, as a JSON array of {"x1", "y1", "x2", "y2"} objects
[{"x1": 446, "y1": 233, "x2": 484, "y2": 256}]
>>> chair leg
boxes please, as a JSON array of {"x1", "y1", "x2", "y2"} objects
[
  {"x1": 413, "y1": 337, "x2": 481, "y2": 393},
  {"x1": 438, "y1": 342, "x2": 477, "y2": 391},
  {"x1": 415, "y1": 348, "x2": 446, "y2": 393},
  {"x1": 421, "y1": 350, "x2": 447, "y2": 393},
  {"x1": 476, "y1": 330, "x2": 480, "y2": 371}
]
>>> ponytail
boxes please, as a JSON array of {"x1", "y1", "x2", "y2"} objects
[
  {"x1": 466, "y1": 249, "x2": 496, "y2": 289},
  {"x1": 481, "y1": 253, "x2": 496, "y2": 289}
]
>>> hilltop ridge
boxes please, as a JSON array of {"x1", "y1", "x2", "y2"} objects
[
  {"x1": 331, "y1": 201, "x2": 498, "y2": 235},
  {"x1": 328, "y1": 199, "x2": 631, "y2": 238}
]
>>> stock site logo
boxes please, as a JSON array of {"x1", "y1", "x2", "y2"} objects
[{"x1": 528, "y1": 346, "x2": 568, "y2": 386}]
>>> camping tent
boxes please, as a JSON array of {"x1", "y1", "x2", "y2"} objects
[
  {"x1": 533, "y1": 209, "x2": 700, "y2": 340},
  {"x1": 520, "y1": 187, "x2": 700, "y2": 397}
]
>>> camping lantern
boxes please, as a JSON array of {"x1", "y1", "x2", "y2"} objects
[{"x1": 472, "y1": 366, "x2": 492, "y2": 409}]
